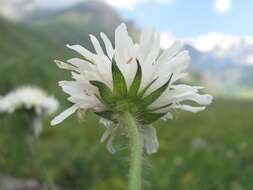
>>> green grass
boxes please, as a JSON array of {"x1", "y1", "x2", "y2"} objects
[
  {"x1": 0, "y1": 98, "x2": 252, "y2": 190},
  {"x1": 0, "y1": 14, "x2": 253, "y2": 190}
]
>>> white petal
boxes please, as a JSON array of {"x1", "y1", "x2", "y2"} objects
[
  {"x1": 114, "y1": 23, "x2": 135, "y2": 86},
  {"x1": 99, "y1": 118, "x2": 112, "y2": 128},
  {"x1": 33, "y1": 116, "x2": 43, "y2": 137},
  {"x1": 59, "y1": 81, "x2": 86, "y2": 97},
  {"x1": 156, "y1": 51, "x2": 190, "y2": 77},
  {"x1": 175, "y1": 104, "x2": 206, "y2": 113},
  {"x1": 142, "y1": 125, "x2": 159, "y2": 154},
  {"x1": 100, "y1": 32, "x2": 114, "y2": 59},
  {"x1": 70, "y1": 72, "x2": 96, "y2": 93},
  {"x1": 165, "y1": 85, "x2": 202, "y2": 99},
  {"x1": 162, "y1": 112, "x2": 173, "y2": 120},
  {"x1": 145, "y1": 73, "x2": 173, "y2": 95},
  {"x1": 137, "y1": 29, "x2": 162, "y2": 89},
  {"x1": 144, "y1": 31, "x2": 161, "y2": 65},
  {"x1": 149, "y1": 84, "x2": 204, "y2": 109},
  {"x1": 187, "y1": 94, "x2": 213, "y2": 105},
  {"x1": 126, "y1": 59, "x2": 138, "y2": 85},
  {"x1": 138, "y1": 28, "x2": 153, "y2": 62},
  {"x1": 100, "y1": 128, "x2": 112, "y2": 143},
  {"x1": 51, "y1": 104, "x2": 79, "y2": 126},
  {"x1": 67, "y1": 58, "x2": 94, "y2": 71},
  {"x1": 165, "y1": 87, "x2": 212, "y2": 106},
  {"x1": 67, "y1": 96, "x2": 99, "y2": 106},
  {"x1": 151, "y1": 50, "x2": 190, "y2": 91},
  {"x1": 89, "y1": 34, "x2": 104, "y2": 55},
  {"x1": 99, "y1": 118, "x2": 117, "y2": 154},
  {"x1": 171, "y1": 73, "x2": 188, "y2": 83},
  {"x1": 157, "y1": 40, "x2": 182, "y2": 65},
  {"x1": 95, "y1": 56, "x2": 113, "y2": 87},
  {"x1": 106, "y1": 136, "x2": 116, "y2": 154},
  {"x1": 55, "y1": 60, "x2": 77, "y2": 71},
  {"x1": 115, "y1": 23, "x2": 135, "y2": 63},
  {"x1": 66, "y1": 44, "x2": 95, "y2": 61}
]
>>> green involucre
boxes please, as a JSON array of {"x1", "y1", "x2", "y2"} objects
[
  {"x1": 90, "y1": 80, "x2": 115, "y2": 108},
  {"x1": 91, "y1": 59, "x2": 173, "y2": 125},
  {"x1": 129, "y1": 59, "x2": 142, "y2": 97},
  {"x1": 112, "y1": 58, "x2": 128, "y2": 97}
]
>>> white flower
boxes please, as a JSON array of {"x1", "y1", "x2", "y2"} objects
[
  {"x1": 51, "y1": 23, "x2": 213, "y2": 154},
  {"x1": 0, "y1": 86, "x2": 59, "y2": 115},
  {"x1": 0, "y1": 86, "x2": 59, "y2": 136}
]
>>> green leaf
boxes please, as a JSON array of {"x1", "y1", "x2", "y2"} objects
[
  {"x1": 90, "y1": 80, "x2": 115, "y2": 107},
  {"x1": 129, "y1": 59, "x2": 142, "y2": 97},
  {"x1": 147, "y1": 103, "x2": 172, "y2": 112},
  {"x1": 112, "y1": 58, "x2": 128, "y2": 97},
  {"x1": 138, "y1": 77, "x2": 158, "y2": 98},
  {"x1": 140, "y1": 73, "x2": 173, "y2": 108},
  {"x1": 95, "y1": 110, "x2": 115, "y2": 121},
  {"x1": 138, "y1": 112, "x2": 166, "y2": 125}
]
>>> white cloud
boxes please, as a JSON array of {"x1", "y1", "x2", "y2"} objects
[
  {"x1": 157, "y1": 0, "x2": 175, "y2": 4},
  {"x1": 161, "y1": 31, "x2": 253, "y2": 65},
  {"x1": 0, "y1": 0, "x2": 175, "y2": 19},
  {"x1": 0, "y1": 0, "x2": 84, "y2": 20},
  {"x1": 246, "y1": 55, "x2": 253, "y2": 65},
  {"x1": 184, "y1": 33, "x2": 253, "y2": 65},
  {"x1": 214, "y1": 0, "x2": 231, "y2": 14},
  {"x1": 0, "y1": 0, "x2": 37, "y2": 20},
  {"x1": 103, "y1": 0, "x2": 142, "y2": 9},
  {"x1": 185, "y1": 33, "x2": 241, "y2": 52},
  {"x1": 37, "y1": 0, "x2": 83, "y2": 8},
  {"x1": 104, "y1": 0, "x2": 174, "y2": 9},
  {"x1": 245, "y1": 35, "x2": 253, "y2": 46}
]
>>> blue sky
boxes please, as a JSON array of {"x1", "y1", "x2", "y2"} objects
[
  {"x1": 2, "y1": 0, "x2": 253, "y2": 64},
  {"x1": 2, "y1": 0, "x2": 253, "y2": 36},
  {"x1": 114, "y1": 0, "x2": 253, "y2": 37},
  {"x1": 104, "y1": 0, "x2": 253, "y2": 66}
]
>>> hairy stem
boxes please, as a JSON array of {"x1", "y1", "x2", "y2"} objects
[{"x1": 124, "y1": 112, "x2": 143, "y2": 190}]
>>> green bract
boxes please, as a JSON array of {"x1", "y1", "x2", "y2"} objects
[{"x1": 90, "y1": 58, "x2": 173, "y2": 125}]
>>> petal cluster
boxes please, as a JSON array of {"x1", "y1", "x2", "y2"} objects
[
  {"x1": 51, "y1": 23, "x2": 213, "y2": 154},
  {"x1": 0, "y1": 86, "x2": 59, "y2": 115},
  {"x1": 0, "y1": 86, "x2": 59, "y2": 137}
]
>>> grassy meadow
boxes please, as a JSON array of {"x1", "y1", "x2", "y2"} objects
[
  {"x1": 0, "y1": 2, "x2": 253, "y2": 189},
  {"x1": 1, "y1": 98, "x2": 253, "y2": 190}
]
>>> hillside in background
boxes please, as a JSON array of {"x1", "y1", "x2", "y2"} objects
[
  {"x1": 23, "y1": 1, "x2": 137, "y2": 47},
  {"x1": 0, "y1": 17, "x2": 61, "y2": 94},
  {"x1": 0, "y1": 1, "x2": 136, "y2": 100},
  {"x1": 0, "y1": 0, "x2": 252, "y2": 98},
  {"x1": 185, "y1": 45, "x2": 253, "y2": 96},
  {"x1": 0, "y1": 0, "x2": 140, "y2": 90}
]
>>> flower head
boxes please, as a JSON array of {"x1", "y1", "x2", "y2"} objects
[
  {"x1": 51, "y1": 23, "x2": 212, "y2": 154},
  {"x1": 0, "y1": 86, "x2": 59, "y2": 136},
  {"x1": 0, "y1": 86, "x2": 59, "y2": 115}
]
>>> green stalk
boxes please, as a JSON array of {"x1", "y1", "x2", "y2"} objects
[{"x1": 124, "y1": 112, "x2": 143, "y2": 190}]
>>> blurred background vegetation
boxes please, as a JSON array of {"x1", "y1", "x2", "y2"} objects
[{"x1": 0, "y1": 0, "x2": 253, "y2": 189}]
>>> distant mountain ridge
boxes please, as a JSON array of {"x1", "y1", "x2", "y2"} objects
[
  {"x1": 0, "y1": 1, "x2": 136, "y2": 97},
  {"x1": 23, "y1": 1, "x2": 137, "y2": 46},
  {"x1": 1, "y1": 1, "x2": 253, "y2": 98}
]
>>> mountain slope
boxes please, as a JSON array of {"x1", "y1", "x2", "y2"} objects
[
  {"x1": 0, "y1": 17, "x2": 71, "y2": 100},
  {"x1": 1, "y1": 0, "x2": 252, "y2": 98},
  {"x1": 0, "y1": 1, "x2": 136, "y2": 100},
  {"x1": 25, "y1": 1, "x2": 137, "y2": 47}
]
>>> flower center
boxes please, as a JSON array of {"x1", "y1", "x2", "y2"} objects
[{"x1": 114, "y1": 98, "x2": 139, "y2": 114}]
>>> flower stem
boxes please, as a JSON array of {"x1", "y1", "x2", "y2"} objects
[{"x1": 124, "y1": 112, "x2": 142, "y2": 190}]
